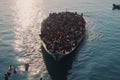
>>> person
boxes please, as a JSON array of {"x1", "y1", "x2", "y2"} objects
[
  {"x1": 13, "y1": 67, "x2": 17, "y2": 74},
  {"x1": 8, "y1": 65, "x2": 13, "y2": 72},
  {"x1": 4, "y1": 74, "x2": 8, "y2": 80},
  {"x1": 24, "y1": 63, "x2": 29, "y2": 71},
  {"x1": 7, "y1": 72, "x2": 11, "y2": 77},
  {"x1": 81, "y1": 13, "x2": 83, "y2": 17},
  {"x1": 40, "y1": 77, "x2": 42, "y2": 80}
]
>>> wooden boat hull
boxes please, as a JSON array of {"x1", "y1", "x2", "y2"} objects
[
  {"x1": 41, "y1": 40, "x2": 66, "y2": 61},
  {"x1": 41, "y1": 35, "x2": 84, "y2": 61}
]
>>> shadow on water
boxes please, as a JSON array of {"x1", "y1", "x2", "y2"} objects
[{"x1": 41, "y1": 38, "x2": 86, "y2": 80}]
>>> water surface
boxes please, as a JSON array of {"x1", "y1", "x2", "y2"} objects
[{"x1": 0, "y1": 0, "x2": 120, "y2": 80}]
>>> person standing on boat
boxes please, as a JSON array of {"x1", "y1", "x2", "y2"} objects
[{"x1": 53, "y1": 40, "x2": 59, "y2": 52}]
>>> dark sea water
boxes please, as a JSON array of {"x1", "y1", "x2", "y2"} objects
[{"x1": 0, "y1": 0, "x2": 120, "y2": 80}]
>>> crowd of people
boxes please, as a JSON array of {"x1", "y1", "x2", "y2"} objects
[
  {"x1": 3, "y1": 63, "x2": 29, "y2": 80},
  {"x1": 3, "y1": 64, "x2": 43, "y2": 80},
  {"x1": 4, "y1": 65, "x2": 17, "y2": 80},
  {"x1": 40, "y1": 11, "x2": 86, "y2": 54}
]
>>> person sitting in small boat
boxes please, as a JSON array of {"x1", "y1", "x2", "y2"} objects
[{"x1": 113, "y1": 4, "x2": 120, "y2": 9}]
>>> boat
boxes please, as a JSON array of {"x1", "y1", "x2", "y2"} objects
[
  {"x1": 41, "y1": 35, "x2": 84, "y2": 61},
  {"x1": 113, "y1": 4, "x2": 120, "y2": 10},
  {"x1": 40, "y1": 11, "x2": 86, "y2": 61}
]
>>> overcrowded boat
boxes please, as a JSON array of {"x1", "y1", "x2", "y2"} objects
[{"x1": 40, "y1": 11, "x2": 86, "y2": 61}]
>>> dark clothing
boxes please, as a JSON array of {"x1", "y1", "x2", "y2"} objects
[
  {"x1": 13, "y1": 69, "x2": 17, "y2": 74},
  {"x1": 7, "y1": 72, "x2": 11, "y2": 77},
  {"x1": 40, "y1": 78, "x2": 42, "y2": 80},
  {"x1": 25, "y1": 63, "x2": 29, "y2": 71},
  {"x1": 8, "y1": 65, "x2": 12, "y2": 71},
  {"x1": 4, "y1": 77, "x2": 8, "y2": 80},
  {"x1": 4, "y1": 74, "x2": 8, "y2": 80}
]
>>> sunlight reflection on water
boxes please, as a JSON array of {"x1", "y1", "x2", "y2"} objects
[{"x1": 12, "y1": 0, "x2": 50, "y2": 79}]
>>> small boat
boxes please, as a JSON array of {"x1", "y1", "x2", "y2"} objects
[
  {"x1": 113, "y1": 4, "x2": 120, "y2": 10},
  {"x1": 40, "y1": 12, "x2": 86, "y2": 61}
]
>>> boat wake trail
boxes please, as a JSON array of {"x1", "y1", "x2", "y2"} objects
[
  {"x1": 67, "y1": 17, "x2": 98, "y2": 80},
  {"x1": 85, "y1": 18, "x2": 98, "y2": 43}
]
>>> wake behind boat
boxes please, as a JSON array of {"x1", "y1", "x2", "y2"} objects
[{"x1": 40, "y1": 11, "x2": 86, "y2": 61}]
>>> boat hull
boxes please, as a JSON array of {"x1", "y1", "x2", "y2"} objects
[{"x1": 41, "y1": 35, "x2": 84, "y2": 61}]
